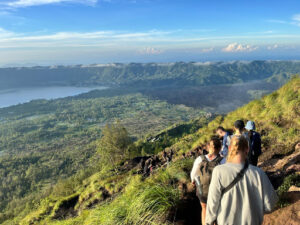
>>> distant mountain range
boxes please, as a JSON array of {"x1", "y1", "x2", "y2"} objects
[{"x1": 1, "y1": 60, "x2": 300, "y2": 89}]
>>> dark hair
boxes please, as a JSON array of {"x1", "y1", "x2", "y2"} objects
[
  {"x1": 210, "y1": 136, "x2": 222, "y2": 151},
  {"x1": 234, "y1": 120, "x2": 245, "y2": 130},
  {"x1": 216, "y1": 126, "x2": 225, "y2": 132}
]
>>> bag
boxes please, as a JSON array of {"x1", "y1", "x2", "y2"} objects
[
  {"x1": 198, "y1": 155, "x2": 222, "y2": 200},
  {"x1": 249, "y1": 131, "x2": 262, "y2": 157}
]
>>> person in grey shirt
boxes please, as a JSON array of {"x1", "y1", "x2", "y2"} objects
[{"x1": 206, "y1": 135, "x2": 278, "y2": 225}]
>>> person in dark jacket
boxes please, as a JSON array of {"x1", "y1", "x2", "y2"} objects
[
  {"x1": 216, "y1": 126, "x2": 230, "y2": 164},
  {"x1": 245, "y1": 121, "x2": 262, "y2": 166}
]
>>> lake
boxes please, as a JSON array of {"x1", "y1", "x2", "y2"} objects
[{"x1": 0, "y1": 86, "x2": 108, "y2": 108}]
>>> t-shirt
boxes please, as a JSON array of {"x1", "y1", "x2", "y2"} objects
[{"x1": 205, "y1": 163, "x2": 278, "y2": 225}]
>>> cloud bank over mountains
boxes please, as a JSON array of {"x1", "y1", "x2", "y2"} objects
[{"x1": 222, "y1": 43, "x2": 258, "y2": 52}]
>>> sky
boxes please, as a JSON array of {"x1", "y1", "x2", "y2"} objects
[{"x1": 0, "y1": 0, "x2": 300, "y2": 66}]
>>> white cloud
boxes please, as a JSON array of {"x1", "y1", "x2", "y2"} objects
[
  {"x1": 266, "y1": 19, "x2": 287, "y2": 24},
  {"x1": 200, "y1": 47, "x2": 214, "y2": 53},
  {"x1": 139, "y1": 47, "x2": 163, "y2": 55},
  {"x1": 267, "y1": 44, "x2": 278, "y2": 50},
  {"x1": 1, "y1": 0, "x2": 97, "y2": 8},
  {"x1": 267, "y1": 14, "x2": 300, "y2": 27},
  {"x1": 0, "y1": 27, "x2": 15, "y2": 38},
  {"x1": 292, "y1": 14, "x2": 300, "y2": 26},
  {"x1": 222, "y1": 43, "x2": 258, "y2": 52},
  {"x1": 0, "y1": 30, "x2": 171, "y2": 48}
]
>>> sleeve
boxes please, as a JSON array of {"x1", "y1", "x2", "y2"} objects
[
  {"x1": 221, "y1": 145, "x2": 228, "y2": 157},
  {"x1": 261, "y1": 170, "x2": 278, "y2": 213},
  {"x1": 205, "y1": 167, "x2": 223, "y2": 225},
  {"x1": 190, "y1": 157, "x2": 202, "y2": 182}
]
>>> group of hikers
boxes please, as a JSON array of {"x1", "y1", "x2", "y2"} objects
[{"x1": 191, "y1": 120, "x2": 278, "y2": 225}]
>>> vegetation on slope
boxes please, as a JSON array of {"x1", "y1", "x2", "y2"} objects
[
  {"x1": 1, "y1": 61, "x2": 300, "y2": 89},
  {"x1": 6, "y1": 76, "x2": 299, "y2": 225},
  {"x1": 0, "y1": 93, "x2": 206, "y2": 223}
]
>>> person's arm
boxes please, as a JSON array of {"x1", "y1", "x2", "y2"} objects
[
  {"x1": 221, "y1": 146, "x2": 228, "y2": 158},
  {"x1": 190, "y1": 157, "x2": 202, "y2": 182},
  {"x1": 261, "y1": 170, "x2": 278, "y2": 213},
  {"x1": 205, "y1": 167, "x2": 222, "y2": 225}
]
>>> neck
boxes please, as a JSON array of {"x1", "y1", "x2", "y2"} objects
[
  {"x1": 229, "y1": 154, "x2": 245, "y2": 164},
  {"x1": 235, "y1": 130, "x2": 243, "y2": 135},
  {"x1": 208, "y1": 152, "x2": 218, "y2": 158}
]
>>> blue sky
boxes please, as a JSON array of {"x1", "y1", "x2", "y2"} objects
[{"x1": 0, "y1": 0, "x2": 300, "y2": 66}]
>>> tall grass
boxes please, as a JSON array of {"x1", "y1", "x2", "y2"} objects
[{"x1": 84, "y1": 175, "x2": 180, "y2": 225}]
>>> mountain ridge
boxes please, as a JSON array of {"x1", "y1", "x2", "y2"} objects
[
  {"x1": 4, "y1": 76, "x2": 299, "y2": 225},
  {"x1": 1, "y1": 60, "x2": 300, "y2": 90}
]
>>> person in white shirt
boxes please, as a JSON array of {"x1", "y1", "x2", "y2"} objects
[
  {"x1": 205, "y1": 135, "x2": 278, "y2": 225},
  {"x1": 190, "y1": 137, "x2": 222, "y2": 225}
]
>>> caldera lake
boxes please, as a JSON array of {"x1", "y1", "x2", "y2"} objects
[{"x1": 0, "y1": 86, "x2": 108, "y2": 108}]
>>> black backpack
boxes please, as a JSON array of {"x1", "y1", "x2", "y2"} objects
[{"x1": 198, "y1": 155, "x2": 222, "y2": 199}]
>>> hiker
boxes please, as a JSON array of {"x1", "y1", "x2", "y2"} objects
[
  {"x1": 234, "y1": 120, "x2": 248, "y2": 136},
  {"x1": 245, "y1": 121, "x2": 262, "y2": 166},
  {"x1": 190, "y1": 137, "x2": 222, "y2": 225},
  {"x1": 216, "y1": 126, "x2": 231, "y2": 164},
  {"x1": 205, "y1": 135, "x2": 278, "y2": 225},
  {"x1": 231, "y1": 120, "x2": 249, "y2": 142}
]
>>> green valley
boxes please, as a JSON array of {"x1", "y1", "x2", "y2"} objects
[{"x1": 2, "y1": 76, "x2": 299, "y2": 225}]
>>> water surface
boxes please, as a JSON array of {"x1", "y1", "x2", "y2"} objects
[{"x1": 0, "y1": 86, "x2": 107, "y2": 108}]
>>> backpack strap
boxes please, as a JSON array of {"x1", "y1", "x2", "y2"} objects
[
  {"x1": 221, "y1": 160, "x2": 249, "y2": 196},
  {"x1": 214, "y1": 155, "x2": 223, "y2": 164},
  {"x1": 199, "y1": 155, "x2": 207, "y2": 175},
  {"x1": 200, "y1": 154, "x2": 207, "y2": 161}
]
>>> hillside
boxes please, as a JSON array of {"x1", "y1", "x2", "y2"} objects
[
  {"x1": 1, "y1": 61, "x2": 299, "y2": 89},
  {"x1": 4, "y1": 76, "x2": 299, "y2": 225},
  {"x1": 0, "y1": 93, "x2": 208, "y2": 223}
]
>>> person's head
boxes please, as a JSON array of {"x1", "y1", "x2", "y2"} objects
[
  {"x1": 227, "y1": 135, "x2": 249, "y2": 162},
  {"x1": 208, "y1": 136, "x2": 222, "y2": 155},
  {"x1": 245, "y1": 121, "x2": 256, "y2": 131},
  {"x1": 216, "y1": 126, "x2": 226, "y2": 137},
  {"x1": 234, "y1": 120, "x2": 245, "y2": 133}
]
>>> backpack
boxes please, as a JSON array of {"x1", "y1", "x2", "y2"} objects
[
  {"x1": 249, "y1": 131, "x2": 262, "y2": 157},
  {"x1": 198, "y1": 155, "x2": 222, "y2": 199}
]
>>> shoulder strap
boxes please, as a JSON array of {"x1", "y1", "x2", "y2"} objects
[
  {"x1": 215, "y1": 155, "x2": 223, "y2": 163},
  {"x1": 221, "y1": 161, "x2": 249, "y2": 196},
  {"x1": 200, "y1": 155, "x2": 207, "y2": 162}
]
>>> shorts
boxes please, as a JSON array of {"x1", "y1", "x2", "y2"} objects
[
  {"x1": 200, "y1": 196, "x2": 207, "y2": 204},
  {"x1": 196, "y1": 191, "x2": 207, "y2": 203}
]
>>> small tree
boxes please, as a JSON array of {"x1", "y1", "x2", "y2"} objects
[{"x1": 97, "y1": 121, "x2": 132, "y2": 170}]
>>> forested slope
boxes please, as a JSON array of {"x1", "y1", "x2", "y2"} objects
[
  {"x1": 0, "y1": 61, "x2": 300, "y2": 89},
  {"x1": 5, "y1": 76, "x2": 299, "y2": 225},
  {"x1": 0, "y1": 93, "x2": 207, "y2": 223}
]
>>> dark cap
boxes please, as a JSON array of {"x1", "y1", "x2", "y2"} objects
[{"x1": 234, "y1": 120, "x2": 245, "y2": 130}]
